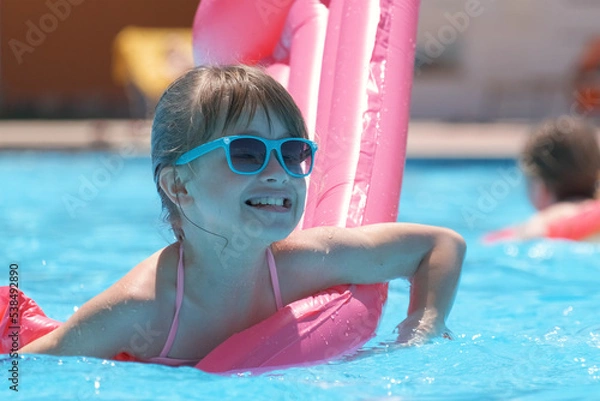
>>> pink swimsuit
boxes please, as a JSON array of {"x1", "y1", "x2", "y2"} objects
[{"x1": 141, "y1": 245, "x2": 283, "y2": 367}]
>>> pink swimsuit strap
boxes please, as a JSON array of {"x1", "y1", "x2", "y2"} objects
[
  {"x1": 156, "y1": 243, "x2": 187, "y2": 359},
  {"x1": 146, "y1": 244, "x2": 283, "y2": 366},
  {"x1": 266, "y1": 246, "x2": 284, "y2": 310}
]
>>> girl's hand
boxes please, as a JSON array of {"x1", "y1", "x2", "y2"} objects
[{"x1": 395, "y1": 308, "x2": 453, "y2": 346}]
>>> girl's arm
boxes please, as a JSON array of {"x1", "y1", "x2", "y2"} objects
[
  {"x1": 276, "y1": 223, "x2": 466, "y2": 343},
  {"x1": 20, "y1": 281, "x2": 161, "y2": 359}
]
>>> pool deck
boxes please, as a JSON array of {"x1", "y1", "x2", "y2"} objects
[{"x1": 0, "y1": 119, "x2": 533, "y2": 158}]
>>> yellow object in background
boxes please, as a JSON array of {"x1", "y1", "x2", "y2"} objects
[{"x1": 113, "y1": 26, "x2": 193, "y2": 104}]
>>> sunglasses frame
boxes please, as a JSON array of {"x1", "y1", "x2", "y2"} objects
[{"x1": 175, "y1": 135, "x2": 318, "y2": 178}]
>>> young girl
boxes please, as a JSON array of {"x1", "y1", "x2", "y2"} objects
[{"x1": 21, "y1": 65, "x2": 465, "y2": 366}]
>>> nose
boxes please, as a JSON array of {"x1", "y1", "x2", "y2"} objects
[{"x1": 260, "y1": 150, "x2": 289, "y2": 182}]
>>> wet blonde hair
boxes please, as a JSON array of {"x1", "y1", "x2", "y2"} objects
[
  {"x1": 151, "y1": 65, "x2": 309, "y2": 240},
  {"x1": 520, "y1": 116, "x2": 600, "y2": 201}
]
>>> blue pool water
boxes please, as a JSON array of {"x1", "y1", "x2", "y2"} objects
[{"x1": 1, "y1": 152, "x2": 599, "y2": 400}]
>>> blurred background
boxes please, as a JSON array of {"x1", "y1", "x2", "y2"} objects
[
  {"x1": 0, "y1": 0, "x2": 599, "y2": 149},
  {"x1": 414, "y1": 0, "x2": 600, "y2": 121},
  {"x1": 1, "y1": 0, "x2": 198, "y2": 120}
]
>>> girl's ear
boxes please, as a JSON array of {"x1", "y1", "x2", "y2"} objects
[{"x1": 159, "y1": 166, "x2": 193, "y2": 206}]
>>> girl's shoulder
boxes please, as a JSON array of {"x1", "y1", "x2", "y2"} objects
[
  {"x1": 95, "y1": 244, "x2": 180, "y2": 357},
  {"x1": 113, "y1": 244, "x2": 181, "y2": 311},
  {"x1": 537, "y1": 200, "x2": 591, "y2": 224},
  {"x1": 90, "y1": 244, "x2": 180, "y2": 332},
  {"x1": 271, "y1": 227, "x2": 341, "y2": 263},
  {"x1": 519, "y1": 200, "x2": 595, "y2": 238}
]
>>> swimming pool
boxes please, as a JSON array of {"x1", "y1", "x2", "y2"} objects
[{"x1": 2, "y1": 152, "x2": 599, "y2": 400}]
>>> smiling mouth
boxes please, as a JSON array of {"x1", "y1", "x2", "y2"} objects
[{"x1": 245, "y1": 197, "x2": 292, "y2": 209}]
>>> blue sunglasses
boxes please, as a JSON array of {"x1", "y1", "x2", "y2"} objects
[{"x1": 175, "y1": 135, "x2": 318, "y2": 178}]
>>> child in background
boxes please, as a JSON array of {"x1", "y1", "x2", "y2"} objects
[
  {"x1": 487, "y1": 116, "x2": 600, "y2": 241},
  {"x1": 21, "y1": 65, "x2": 465, "y2": 365}
]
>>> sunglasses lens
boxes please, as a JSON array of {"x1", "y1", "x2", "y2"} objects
[
  {"x1": 281, "y1": 140, "x2": 313, "y2": 176},
  {"x1": 228, "y1": 137, "x2": 314, "y2": 176},
  {"x1": 229, "y1": 138, "x2": 267, "y2": 173}
]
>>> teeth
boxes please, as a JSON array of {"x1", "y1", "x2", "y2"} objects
[{"x1": 248, "y1": 197, "x2": 285, "y2": 206}]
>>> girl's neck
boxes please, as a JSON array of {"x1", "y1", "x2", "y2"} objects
[
  {"x1": 179, "y1": 235, "x2": 270, "y2": 282},
  {"x1": 176, "y1": 237, "x2": 275, "y2": 316}
]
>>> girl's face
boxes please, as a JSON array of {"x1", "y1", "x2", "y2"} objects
[{"x1": 183, "y1": 108, "x2": 308, "y2": 244}]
